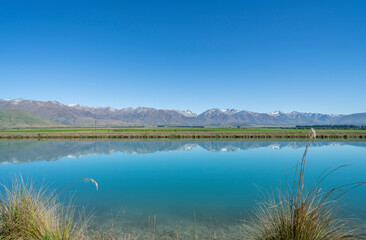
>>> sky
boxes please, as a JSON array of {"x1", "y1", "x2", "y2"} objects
[{"x1": 0, "y1": 0, "x2": 365, "y2": 114}]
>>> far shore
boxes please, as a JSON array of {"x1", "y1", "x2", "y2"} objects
[{"x1": 0, "y1": 128, "x2": 365, "y2": 139}]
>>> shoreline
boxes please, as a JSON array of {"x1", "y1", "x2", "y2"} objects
[{"x1": 1, "y1": 129, "x2": 365, "y2": 139}]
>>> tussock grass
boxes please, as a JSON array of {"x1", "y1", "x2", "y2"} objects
[
  {"x1": 244, "y1": 129, "x2": 363, "y2": 240},
  {"x1": 0, "y1": 176, "x2": 140, "y2": 239},
  {"x1": 0, "y1": 177, "x2": 94, "y2": 240}
]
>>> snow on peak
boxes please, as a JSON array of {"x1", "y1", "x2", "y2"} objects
[
  {"x1": 68, "y1": 104, "x2": 118, "y2": 112},
  {"x1": 106, "y1": 107, "x2": 116, "y2": 112},
  {"x1": 221, "y1": 109, "x2": 239, "y2": 114},
  {"x1": 67, "y1": 103, "x2": 90, "y2": 109},
  {"x1": 205, "y1": 108, "x2": 238, "y2": 114},
  {"x1": 269, "y1": 111, "x2": 284, "y2": 116},
  {"x1": 172, "y1": 110, "x2": 197, "y2": 117},
  {"x1": 12, "y1": 99, "x2": 24, "y2": 105}
]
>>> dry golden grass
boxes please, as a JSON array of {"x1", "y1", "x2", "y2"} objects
[
  {"x1": 0, "y1": 177, "x2": 93, "y2": 240},
  {"x1": 0, "y1": 176, "x2": 139, "y2": 240}
]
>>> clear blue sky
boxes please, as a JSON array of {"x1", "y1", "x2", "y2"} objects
[{"x1": 1, "y1": 0, "x2": 365, "y2": 114}]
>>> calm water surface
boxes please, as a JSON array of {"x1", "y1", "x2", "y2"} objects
[{"x1": 0, "y1": 140, "x2": 366, "y2": 239}]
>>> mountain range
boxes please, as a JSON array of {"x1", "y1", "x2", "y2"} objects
[{"x1": 0, "y1": 99, "x2": 365, "y2": 127}]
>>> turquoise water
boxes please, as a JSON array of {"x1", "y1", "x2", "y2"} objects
[{"x1": 0, "y1": 140, "x2": 366, "y2": 239}]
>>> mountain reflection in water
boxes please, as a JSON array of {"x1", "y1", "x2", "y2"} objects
[{"x1": 1, "y1": 140, "x2": 366, "y2": 164}]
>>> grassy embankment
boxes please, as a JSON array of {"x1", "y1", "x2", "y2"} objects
[{"x1": 0, "y1": 128, "x2": 366, "y2": 139}]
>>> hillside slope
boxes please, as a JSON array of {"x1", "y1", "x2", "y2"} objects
[{"x1": 0, "y1": 110, "x2": 62, "y2": 128}]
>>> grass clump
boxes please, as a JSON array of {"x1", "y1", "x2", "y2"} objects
[
  {"x1": 0, "y1": 177, "x2": 94, "y2": 240},
  {"x1": 244, "y1": 129, "x2": 362, "y2": 240}
]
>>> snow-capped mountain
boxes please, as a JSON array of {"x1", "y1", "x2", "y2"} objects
[{"x1": 0, "y1": 98, "x2": 364, "y2": 127}]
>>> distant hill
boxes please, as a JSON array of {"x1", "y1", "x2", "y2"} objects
[
  {"x1": 334, "y1": 113, "x2": 366, "y2": 126},
  {"x1": 0, "y1": 110, "x2": 62, "y2": 129},
  {"x1": 0, "y1": 99, "x2": 365, "y2": 127}
]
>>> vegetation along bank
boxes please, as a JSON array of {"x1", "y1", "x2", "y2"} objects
[{"x1": 0, "y1": 128, "x2": 365, "y2": 139}]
